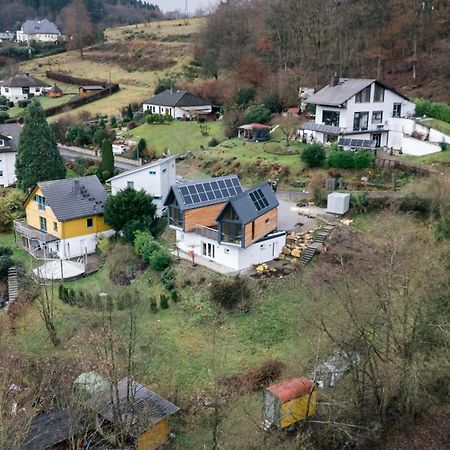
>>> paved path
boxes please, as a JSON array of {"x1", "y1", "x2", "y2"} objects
[{"x1": 58, "y1": 145, "x2": 137, "y2": 171}]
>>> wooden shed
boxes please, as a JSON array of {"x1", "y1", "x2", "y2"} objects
[
  {"x1": 79, "y1": 85, "x2": 103, "y2": 96},
  {"x1": 263, "y1": 377, "x2": 316, "y2": 429},
  {"x1": 47, "y1": 83, "x2": 63, "y2": 97}
]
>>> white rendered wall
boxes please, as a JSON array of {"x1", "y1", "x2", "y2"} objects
[{"x1": 0, "y1": 152, "x2": 16, "y2": 187}]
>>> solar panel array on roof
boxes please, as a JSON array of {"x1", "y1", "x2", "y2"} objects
[
  {"x1": 249, "y1": 188, "x2": 270, "y2": 211},
  {"x1": 179, "y1": 178, "x2": 242, "y2": 206},
  {"x1": 338, "y1": 138, "x2": 376, "y2": 149}
]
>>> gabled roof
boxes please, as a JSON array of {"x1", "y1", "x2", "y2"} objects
[
  {"x1": 88, "y1": 377, "x2": 179, "y2": 437},
  {"x1": 0, "y1": 123, "x2": 22, "y2": 152},
  {"x1": 217, "y1": 182, "x2": 278, "y2": 225},
  {"x1": 27, "y1": 176, "x2": 108, "y2": 222},
  {"x1": 22, "y1": 409, "x2": 86, "y2": 450},
  {"x1": 107, "y1": 156, "x2": 175, "y2": 183},
  {"x1": 21, "y1": 19, "x2": 61, "y2": 35},
  {"x1": 164, "y1": 175, "x2": 243, "y2": 211},
  {"x1": 306, "y1": 78, "x2": 409, "y2": 107},
  {"x1": 144, "y1": 88, "x2": 211, "y2": 108},
  {"x1": 0, "y1": 73, "x2": 49, "y2": 88},
  {"x1": 266, "y1": 377, "x2": 314, "y2": 403}
]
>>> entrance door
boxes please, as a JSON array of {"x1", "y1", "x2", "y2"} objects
[{"x1": 371, "y1": 133, "x2": 381, "y2": 147}]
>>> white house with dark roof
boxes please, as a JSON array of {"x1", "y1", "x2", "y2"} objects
[
  {"x1": 0, "y1": 31, "x2": 15, "y2": 42},
  {"x1": 0, "y1": 73, "x2": 49, "y2": 103},
  {"x1": 143, "y1": 87, "x2": 212, "y2": 119},
  {"x1": 164, "y1": 176, "x2": 286, "y2": 272},
  {"x1": 0, "y1": 124, "x2": 21, "y2": 187},
  {"x1": 304, "y1": 74, "x2": 416, "y2": 149},
  {"x1": 16, "y1": 19, "x2": 62, "y2": 43},
  {"x1": 107, "y1": 156, "x2": 176, "y2": 216}
]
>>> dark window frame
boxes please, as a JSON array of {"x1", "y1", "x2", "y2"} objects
[
  {"x1": 372, "y1": 111, "x2": 383, "y2": 124},
  {"x1": 322, "y1": 110, "x2": 340, "y2": 126},
  {"x1": 355, "y1": 86, "x2": 371, "y2": 103},
  {"x1": 374, "y1": 84, "x2": 384, "y2": 102},
  {"x1": 353, "y1": 112, "x2": 369, "y2": 131}
]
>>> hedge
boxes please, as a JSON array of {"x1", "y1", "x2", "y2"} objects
[{"x1": 415, "y1": 98, "x2": 450, "y2": 124}]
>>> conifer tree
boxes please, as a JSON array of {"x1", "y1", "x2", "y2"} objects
[
  {"x1": 15, "y1": 100, "x2": 66, "y2": 192},
  {"x1": 100, "y1": 138, "x2": 114, "y2": 180}
]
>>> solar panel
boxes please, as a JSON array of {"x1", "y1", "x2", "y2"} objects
[
  {"x1": 249, "y1": 189, "x2": 269, "y2": 212},
  {"x1": 178, "y1": 177, "x2": 243, "y2": 206},
  {"x1": 338, "y1": 138, "x2": 377, "y2": 149}
]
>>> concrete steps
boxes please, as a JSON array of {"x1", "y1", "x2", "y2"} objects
[
  {"x1": 301, "y1": 222, "x2": 338, "y2": 266},
  {"x1": 7, "y1": 266, "x2": 18, "y2": 304}
]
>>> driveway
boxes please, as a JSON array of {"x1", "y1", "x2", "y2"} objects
[{"x1": 277, "y1": 198, "x2": 318, "y2": 231}]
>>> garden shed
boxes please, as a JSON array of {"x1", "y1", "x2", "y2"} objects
[
  {"x1": 263, "y1": 377, "x2": 316, "y2": 429},
  {"x1": 327, "y1": 192, "x2": 350, "y2": 215},
  {"x1": 238, "y1": 123, "x2": 271, "y2": 141}
]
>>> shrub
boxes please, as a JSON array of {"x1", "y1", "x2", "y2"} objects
[
  {"x1": 149, "y1": 248, "x2": 172, "y2": 271},
  {"x1": 415, "y1": 98, "x2": 450, "y2": 123},
  {"x1": 198, "y1": 116, "x2": 206, "y2": 123},
  {"x1": 309, "y1": 173, "x2": 327, "y2": 206},
  {"x1": 245, "y1": 104, "x2": 271, "y2": 124},
  {"x1": 328, "y1": 149, "x2": 374, "y2": 169},
  {"x1": 350, "y1": 191, "x2": 369, "y2": 213},
  {"x1": 149, "y1": 296, "x2": 158, "y2": 313},
  {"x1": 154, "y1": 78, "x2": 175, "y2": 95},
  {"x1": 134, "y1": 231, "x2": 160, "y2": 263},
  {"x1": 210, "y1": 277, "x2": 250, "y2": 310},
  {"x1": 235, "y1": 86, "x2": 255, "y2": 107},
  {"x1": 18, "y1": 100, "x2": 30, "y2": 108},
  {"x1": 208, "y1": 137, "x2": 220, "y2": 147},
  {"x1": 0, "y1": 189, "x2": 25, "y2": 232},
  {"x1": 0, "y1": 111, "x2": 9, "y2": 124},
  {"x1": 0, "y1": 256, "x2": 14, "y2": 277},
  {"x1": 0, "y1": 246, "x2": 13, "y2": 257},
  {"x1": 161, "y1": 268, "x2": 175, "y2": 291},
  {"x1": 439, "y1": 139, "x2": 448, "y2": 151},
  {"x1": 0, "y1": 95, "x2": 7, "y2": 106},
  {"x1": 160, "y1": 293, "x2": 169, "y2": 309},
  {"x1": 110, "y1": 116, "x2": 117, "y2": 127},
  {"x1": 300, "y1": 143, "x2": 326, "y2": 168},
  {"x1": 170, "y1": 290, "x2": 178, "y2": 302}
]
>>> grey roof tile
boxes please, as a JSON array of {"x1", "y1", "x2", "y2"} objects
[
  {"x1": 144, "y1": 88, "x2": 210, "y2": 108},
  {"x1": 22, "y1": 19, "x2": 61, "y2": 35},
  {"x1": 0, "y1": 124, "x2": 22, "y2": 152},
  {"x1": 1, "y1": 73, "x2": 49, "y2": 88}
]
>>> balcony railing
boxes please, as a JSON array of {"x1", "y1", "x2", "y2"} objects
[
  {"x1": 13, "y1": 219, "x2": 59, "y2": 243},
  {"x1": 191, "y1": 224, "x2": 219, "y2": 241}
]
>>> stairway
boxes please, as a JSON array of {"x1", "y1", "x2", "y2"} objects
[
  {"x1": 300, "y1": 244, "x2": 318, "y2": 265},
  {"x1": 7, "y1": 266, "x2": 18, "y2": 304},
  {"x1": 301, "y1": 222, "x2": 338, "y2": 266}
]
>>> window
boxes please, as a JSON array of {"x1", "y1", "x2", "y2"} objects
[
  {"x1": 35, "y1": 194, "x2": 46, "y2": 210},
  {"x1": 393, "y1": 103, "x2": 402, "y2": 118},
  {"x1": 168, "y1": 200, "x2": 183, "y2": 228},
  {"x1": 149, "y1": 170, "x2": 156, "y2": 175},
  {"x1": 355, "y1": 86, "x2": 371, "y2": 103},
  {"x1": 153, "y1": 196, "x2": 162, "y2": 200},
  {"x1": 86, "y1": 217, "x2": 93, "y2": 228},
  {"x1": 353, "y1": 112, "x2": 369, "y2": 131},
  {"x1": 0, "y1": 139, "x2": 4, "y2": 147},
  {"x1": 374, "y1": 84, "x2": 384, "y2": 102},
  {"x1": 202, "y1": 242, "x2": 215, "y2": 258},
  {"x1": 0, "y1": 171, "x2": 3, "y2": 177},
  {"x1": 53, "y1": 221, "x2": 58, "y2": 232},
  {"x1": 372, "y1": 111, "x2": 383, "y2": 124},
  {"x1": 251, "y1": 221, "x2": 255, "y2": 240},
  {"x1": 264, "y1": 218, "x2": 270, "y2": 224},
  {"x1": 4, "y1": 88, "x2": 8, "y2": 93},
  {"x1": 39, "y1": 216, "x2": 47, "y2": 232},
  {"x1": 322, "y1": 110, "x2": 340, "y2": 126},
  {"x1": 127, "y1": 181, "x2": 134, "y2": 189}
]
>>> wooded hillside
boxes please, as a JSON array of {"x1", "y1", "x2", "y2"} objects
[
  {"x1": 0, "y1": 0, "x2": 162, "y2": 30},
  {"x1": 195, "y1": 0, "x2": 450, "y2": 102}
]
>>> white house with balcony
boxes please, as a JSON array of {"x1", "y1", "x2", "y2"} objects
[
  {"x1": 303, "y1": 75, "x2": 416, "y2": 150},
  {"x1": 107, "y1": 156, "x2": 176, "y2": 216}
]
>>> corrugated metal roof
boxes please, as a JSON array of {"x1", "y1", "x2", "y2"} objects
[
  {"x1": 22, "y1": 409, "x2": 86, "y2": 450},
  {"x1": 217, "y1": 182, "x2": 279, "y2": 225},
  {"x1": 34, "y1": 175, "x2": 108, "y2": 222},
  {"x1": 144, "y1": 89, "x2": 210, "y2": 108},
  {"x1": 303, "y1": 121, "x2": 342, "y2": 134},
  {"x1": 266, "y1": 377, "x2": 314, "y2": 403},
  {"x1": 21, "y1": 19, "x2": 61, "y2": 35},
  {"x1": 88, "y1": 377, "x2": 179, "y2": 436}
]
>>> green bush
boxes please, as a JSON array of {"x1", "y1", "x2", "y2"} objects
[
  {"x1": 415, "y1": 98, "x2": 450, "y2": 123},
  {"x1": 0, "y1": 246, "x2": 13, "y2": 257},
  {"x1": 439, "y1": 139, "x2": 448, "y2": 151},
  {"x1": 300, "y1": 143, "x2": 326, "y2": 168},
  {"x1": 0, "y1": 255, "x2": 14, "y2": 277},
  {"x1": 160, "y1": 293, "x2": 169, "y2": 309},
  {"x1": 208, "y1": 138, "x2": 220, "y2": 147},
  {"x1": 245, "y1": 104, "x2": 271, "y2": 124},
  {"x1": 170, "y1": 290, "x2": 178, "y2": 302},
  {"x1": 18, "y1": 100, "x2": 30, "y2": 108},
  {"x1": 0, "y1": 111, "x2": 9, "y2": 124},
  {"x1": 235, "y1": 86, "x2": 255, "y2": 107},
  {"x1": 149, "y1": 248, "x2": 172, "y2": 271},
  {"x1": 197, "y1": 116, "x2": 206, "y2": 123},
  {"x1": 0, "y1": 95, "x2": 7, "y2": 106},
  {"x1": 134, "y1": 231, "x2": 160, "y2": 263},
  {"x1": 328, "y1": 149, "x2": 374, "y2": 169},
  {"x1": 161, "y1": 268, "x2": 175, "y2": 291}
]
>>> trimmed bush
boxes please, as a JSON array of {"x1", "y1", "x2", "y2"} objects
[
  {"x1": 208, "y1": 138, "x2": 220, "y2": 147},
  {"x1": 161, "y1": 268, "x2": 175, "y2": 291},
  {"x1": 0, "y1": 255, "x2": 14, "y2": 277},
  {"x1": 415, "y1": 98, "x2": 450, "y2": 123},
  {"x1": 149, "y1": 248, "x2": 172, "y2": 271},
  {"x1": 328, "y1": 149, "x2": 374, "y2": 169},
  {"x1": 300, "y1": 143, "x2": 326, "y2": 168},
  {"x1": 0, "y1": 111, "x2": 9, "y2": 124},
  {"x1": 198, "y1": 116, "x2": 206, "y2": 123}
]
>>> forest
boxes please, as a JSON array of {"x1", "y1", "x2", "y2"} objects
[
  {"x1": 194, "y1": 0, "x2": 450, "y2": 104},
  {"x1": 0, "y1": 0, "x2": 162, "y2": 30}
]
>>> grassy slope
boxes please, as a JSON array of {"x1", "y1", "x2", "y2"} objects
[
  {"x1": 8, "y1": 94, "x2": 77, "y2": 118},
  {"x1": 19, "y1": 18, "x2": 205, "y2": 119}
]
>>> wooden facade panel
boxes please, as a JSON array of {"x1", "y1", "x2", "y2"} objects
[
  {"x1": 184, "y1": 203, "x2": 226, "y2": 232},
  {"x1": 244, "y1": 208, "x2": 277, "y2": 247},
  {"x1": 136, "y1": 418, "x2": 169, "y2": 450}
]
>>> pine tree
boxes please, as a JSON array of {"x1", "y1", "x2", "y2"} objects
[
  {"x1": 100, "y1": 138, "x2": 114, "y2": 180},
  {"x1": 15, "y1": 100, "x2": 66, "y2": 192}
]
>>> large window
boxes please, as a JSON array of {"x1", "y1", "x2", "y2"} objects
[
  {"x1": 372, "y1": 111, "x2": 383, "y2": 124},
  {"x1": 353, "y1": 112, "x2": 369, "y2": 131},
  {"x1": 393, "y1": 103, "x2": 402, "y2": 118},
  {"x1": 34, "y1": 194, "x2": 47, "y2": 211},
  {"x1": 374, "y1": 84, "x2": 384, "y2": 102},
  {"x1": 40, "y1": 216, "x2": 47, "y2": 232},
  {"x1": 220, "y1": 208, "x2": 242, "y2": 245},
  {"x1": 355, "y1": 86, "x2": 371, "y2": 103},
  {"x1": 322, "y1": 110, "x2": 340, "y2": 126},
  {"x1": 168, "y1": 200, "x2": 183, "y2": 228}
]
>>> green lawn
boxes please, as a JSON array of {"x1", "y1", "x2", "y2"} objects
[
  {"x1": 127, "y1": 120, "x2": 226, "y2": 156},
  {"x1": 416, "y1": 117, "x2": 450, "y2": 136},
  {"x1": 8, "y1": 94, "x2": 77, "y2": 118},
  {"x1": 404, "y1": 150, "x2": 450, "y2": 165}
]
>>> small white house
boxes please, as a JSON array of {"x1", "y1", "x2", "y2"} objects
[
  {"x1": 0, "y1": 32, "x2": 15, "y2": 42},
  {"x1": 143, "y1": 87, "x2": 212, "y2": 119},
  {"x1": 304, "y1": 74, "x2": 416, "y2": 150},
  {"x1": 16, "y1": 19, "x2": 62, "y2": 43},
  {"x1": 0, "y1": 73, "x2": 49, "y2": 103},
  {"x1": 327, "y1": 192, "x2": 350, "y2": 215},
  {"x1": 164, "y1": 176, "x2": 287, "y2": 272},
  {"x1": 107, "y1": 156, "x2": 176, "y2": 216},
  {"x1": 0, "y1": 124, "x2": 21, "y2": 188}
]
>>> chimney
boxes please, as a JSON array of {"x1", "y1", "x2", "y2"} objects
[
  {"x1": 330, "y1": 72, "x2": 339, "y2": 87},
  {"x1": 170, "y1": 85, "x2": 175, "y2": 94},
  {"x1": 74, "y1": 179, "x2": 81, "y2": 197}
]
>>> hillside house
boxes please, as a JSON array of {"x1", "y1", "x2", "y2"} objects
[
  {"x1": 238, "y1": 123, "x2": 272, "y2": 141},
  {"x1": 304, "y1": 74, "x2": 416, "y2": 149},
  {"x1": 16, "y1": 19, "x2": 62, "y2": 43},
  {"x1": 0, "y1": 73, "x2": 49, "y2": 103},
  {"x1": 0, "y1": 31, "x2": 15, "y2": 42},
  {"x1": 107, "y1": 156, "x2": 176, "y2": 216},
  {"x1": 143, "y1": 87, "x2": 212, "y2": 119},
  {"x1": 0, "y1": 124, "x2": 21, "y2": 187},
  {"x1": 164, "y1": 176, "x2": 286, "y2": 272},
  {"x1": 14, "y1": 176, "x2": 112, "y2": 259}
]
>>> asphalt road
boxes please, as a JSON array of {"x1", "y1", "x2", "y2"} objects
[{"x1": 58, "y1": 146, "x2": 137, "y2": 171}]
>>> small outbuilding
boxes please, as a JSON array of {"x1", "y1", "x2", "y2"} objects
[
  {"x1": 79, "y1": 85, "x2": 104, "y2": 96},
  {"x1": 238, "y1": 123, "x2": 271, "y2": 141},
  {"x1": 327, "y1": 192, "x2": 350, "y2": 215},
  {"x1": 47, "y1": 83, "x2": 63, "y2": 97},
  {"x1": 263, "y1": 377, "x2": 316, "y2": 429}
]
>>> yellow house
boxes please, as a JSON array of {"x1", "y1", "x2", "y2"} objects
[
  {"x1": 14, "y1": 175, "x2": 112, "y2": 259},
  {"x1": 263, "y1": 377, "x2": 316, "y2": 429}
]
